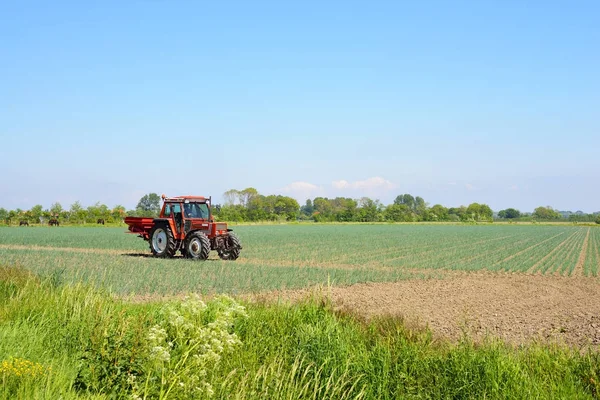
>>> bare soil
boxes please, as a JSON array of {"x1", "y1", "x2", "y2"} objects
[{"x1": 251, "y1": 272, "x2": 600, "y2": 348}]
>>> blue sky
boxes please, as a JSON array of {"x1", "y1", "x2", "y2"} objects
[{"x1": 1, "y1": 1, "x2": 599, "y2": 212}]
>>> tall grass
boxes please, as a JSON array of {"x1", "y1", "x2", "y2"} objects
[{"x1": 1, "y1": 265, "x2": 600, "y2": 399}]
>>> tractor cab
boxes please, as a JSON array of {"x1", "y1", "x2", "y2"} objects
[{"x1": 160, "y1": 196, "x2": 214, "y2": 236}]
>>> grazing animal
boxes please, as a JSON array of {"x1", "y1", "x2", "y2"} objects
[
  {"x1": 48, "y1": 219, "x2": 60, "y2": 226},
  {"x1": 97, "y1": 218, "x2": 105, "y2": 225},
  {"x1": 19, "y1": 220, "x2": 29, "y2": 226}
]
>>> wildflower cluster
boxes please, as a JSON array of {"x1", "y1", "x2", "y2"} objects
[
  {"x1": 137, "y1": 294, "x2": 247, "y2": 398},
  {"x1": 0, "y1": 357, "x2": 50, "y2": 379}
]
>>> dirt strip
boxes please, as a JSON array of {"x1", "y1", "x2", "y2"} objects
[{"x1": 573, "y1": 228, "x2": 590, "y2": 277}]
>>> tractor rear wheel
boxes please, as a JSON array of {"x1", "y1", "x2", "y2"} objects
[
  {"x1": 218, "y1": 233, "x2": 241, "y2": 261},
  {"x1": 149, "y1": 224, "x2": 176, "y2": 258},
  {"x1": 184, "y1": 232, "x2": 210, "y2": 260}
]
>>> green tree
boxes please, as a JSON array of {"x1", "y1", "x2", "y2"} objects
[
  {"x1": 136, "y1": 193, "x2": 161, "y2": 217},
  {"x1": 313, "y1": 197, "x2": 334, "y2": 220},
  {"x1": 595, "y1": 215, "x2": 600, "y2": 225},
  {"x1": 275, "y1": 196, "x2": 300, "y2": 220},
  {"x1": 429, "y1": 204, "x2": 449, "y2": 221},
  {"x1": 479, "y1": 204, "x2": 493, "y2": 221},
  {"x1": 0, "y1": 208, "x2": 7, "y2": 224},
  {"x1": 42, "y1": 209, "x2": 52, "y2": 221},
  {"x1": 87, "y1": 203, "x2": 99, "y2": 222},
  {"x1": 7, "y1": 210, "x2": 17, "y2": 225},
  {"x1": 223, "y1": 189, "x2": 240, "y2": 206},
  {"x1": 70, "y1": 201, "x2": 86, "y2": 224},
  {"x1": 415, "y1": 196, "x2": 427, "y2": 215},
  {"x1": 533, "y1": 206, "x2": 560, "y2": 220},
  {"x1": 247, "y1": 195, "x2": 269, "y2": 221},
  {"x1": 356, "y1": 197, "x2": 381, "y2": 222},
  {"x1": 239, "y1": 188, "x2": 259, "y2": 207},
  {"x1": 384, "y1": 204, "x2": 414, "y2": 222},
  {"x1": 465, "y1": 203, "x2": 493, "y2": 221},
  {"x1": 29, "y1": 204, "x2": 43, "y2": 224},
  {"x1": 98, "y1": 203, "x2": 110, "y2": 221},
  {"x1": 216, "y1": 205, "x2": 246, "y2": 222},
  {"x1": 111, "y1": 205, "x2": 126, "y2": 222},
  {"x1": 300, "y1": 199, "x2": 314, "y2": 216},
  {"x1": 50, "y1": 202, "x2": 63, "y2": 217},
  {"x1": 86, "y1": 202, "x2": 110, "y2": 223},
  {"x1": 498, "y1": 208, "x2": 521, "y2": 219},
  {"x1": 448, "y1": 206, "x2": 467, "y2": 221},
  {"x1": 394, "y1": 194, "x2": 415, "y2": 210}
]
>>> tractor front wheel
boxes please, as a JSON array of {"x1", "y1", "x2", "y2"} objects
[
  {"x1": 185, "y1": 232, "x2": 211, "y2": 260},
  {"x1": 218, "y1": 233, "x2": 241, "y2": 261},
  {"x1": 149, "y1": 224, "x2": 176, "y2": 258}
]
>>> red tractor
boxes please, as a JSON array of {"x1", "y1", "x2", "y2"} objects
[{"x1": 124, "y1": 195, "x2": 241, "y2": 260}]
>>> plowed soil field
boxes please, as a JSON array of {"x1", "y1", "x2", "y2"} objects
[{"x1": 254, "y1": 271, "x2": 600, "y2": 347}]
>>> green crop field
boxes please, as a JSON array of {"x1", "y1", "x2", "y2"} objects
[{"x1": 1, "y1": 224, "x2": 598, "y2": 296}]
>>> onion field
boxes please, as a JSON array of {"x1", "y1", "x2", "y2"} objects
[{"x1": 0, "y1": 225, "x2": 598, "y2": 295}]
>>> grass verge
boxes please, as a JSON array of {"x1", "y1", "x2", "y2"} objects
[{"x1": 1, "y1": 264, "x2": 599, "y2": 399}]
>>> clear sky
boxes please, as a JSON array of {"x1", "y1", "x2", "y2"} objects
[{"x1": 1, "y1": 1, "x2": 599, "y2": 212}]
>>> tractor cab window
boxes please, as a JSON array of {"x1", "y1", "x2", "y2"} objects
[
  {"x1": 183, "y1": 202, "x2": 209, "y2": 219},
  {"x1": 163, "y1": 205, "x2": 171, "y2": 217},
  {"x1": 197, "y1": 203, "x2": 209, "y2": 219},
  {"x1": 171, "y1": 204, "x2": 181, "y2": 215}
]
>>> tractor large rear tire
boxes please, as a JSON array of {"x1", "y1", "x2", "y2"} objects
[
  {"x1": 149, "y1": 224, "x2": 177, "y2": 258},
  {"x1": 184, "y1": 232, "x2": 211, "y2": 261},
  {"x1": 218, "y1": 233, "x2": 241, "y2": 261}
]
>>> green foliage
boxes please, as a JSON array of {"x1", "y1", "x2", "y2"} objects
[
  {"x1": 534, "y1": 206, "x2": 561, "y2": 220},
  {"x1": 135, "y1": 193, "x2": 161, "y2": 218},
  {"x1": 73, "y1": 310, "x2": 148, "y2": 396},
  {"x1": 216, "y1": 190, "x2": 300, "y2": 222},
  {"x1": 429, "y1": 204, "x2": 449, "y2": 221},
  {"x1": 499, "y1": 208, "x2": 521, "y2": 219},
  {"x1": 1, "y1": 272, "x2": 600, "y2": 399},
  {"x1": 466, "y1": 202, "x2": 493, "y2": 221},
  {"x1": 140, "y1": 295, "x2": 247, "y2": 399},
  {"x1": 383, "y1": 204, "x2": 415, "y2": 222},
  {"x1": 49, "y1": 202, "x2": 63, "y2": 218},
  {"x1": 394, "y1": 193, "x2": 415, "y2": 209},
  {"x1": 0, "y1": 357, "x2": 52, "y2": 398},
  {"x1": 300, "y1": 199, "x2": 314, "y2": 216},
  {"x1": 0, "y1": 270, "x2": 248, "y2": 399},
  {"x1": 28, "y1": 205, "x2": 43, "y2": 224},
  {"x1": 1, "y1": 189, "x2": 590, "y2": 226}
]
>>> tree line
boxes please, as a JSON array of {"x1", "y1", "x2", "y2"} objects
[
  {"x1": 0, "y1": 194, "x2": 162, "y2": 225},
  {"x1": 214, "y1": 189, "x2": 599, "y2": 224},
  {"x1": 1, "y1": 190, "x2": 598, "y2": 225}
]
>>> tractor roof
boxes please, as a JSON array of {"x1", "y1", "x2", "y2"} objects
[{"x1": 162, "y1": 195, "x2": 209, "y2": 203}]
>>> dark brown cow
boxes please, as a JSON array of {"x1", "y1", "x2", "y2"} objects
[
  {"x1": 97, "y1": 218, "x2": 105, "y2": 225},
  {"x1": 48, "y1": 219, "x2": 60, "y2": 226},
  {"x1": 19, "y1": 220, "x2": 29, "y2": 226}
]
